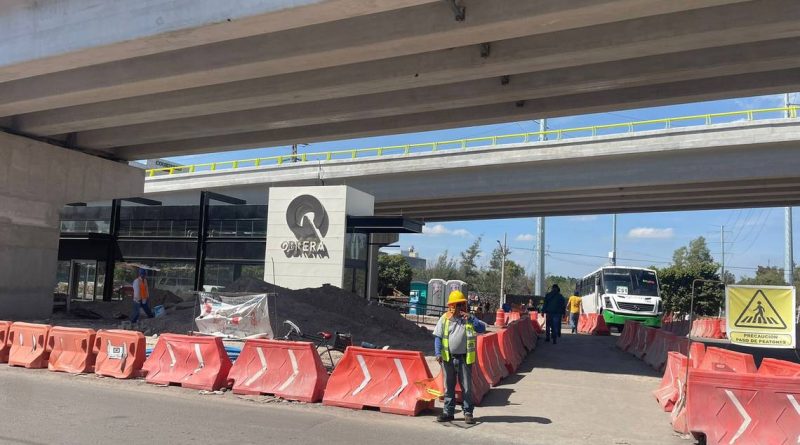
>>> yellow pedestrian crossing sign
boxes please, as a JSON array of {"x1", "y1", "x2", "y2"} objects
[
  {"x1": 733, "y1": 290, "x2": 788, "y2": 329},
  {"x1": 726, "y1": 285, "x2": 796, "y2": 348}
]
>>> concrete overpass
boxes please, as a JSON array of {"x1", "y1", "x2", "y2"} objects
[
  {"x1": 2, "y1": 0, "x2": 800, "y2": 160},
  {"x1": 143, "y1": 116, "x2": 800, "y2": 221}
]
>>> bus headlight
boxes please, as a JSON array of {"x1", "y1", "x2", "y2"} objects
[{"x1": 604, "y1": 297, "x2": 613, "y2": 308}]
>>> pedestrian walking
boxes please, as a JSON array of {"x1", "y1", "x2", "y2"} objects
[
  {"x1": 131, "y1": 268, "x2": 155, "y2": 323},
  {"x1": 567, "y1": 290, "x2": 584, "y2": 334},
  {"x1": 434, "y1": 290, "x2": 487, "y2": 424},
  {"x1": 542, "y1": 284, "x2": 566, "y2": 344}
]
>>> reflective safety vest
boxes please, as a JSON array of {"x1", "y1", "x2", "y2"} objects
[{"x1": 441, "y1": 315, "x2": 477, "y2": 365}]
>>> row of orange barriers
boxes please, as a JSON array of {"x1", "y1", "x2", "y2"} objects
[
  {"x1": 688, "y1": 317, "x2": 726, "y2": 339},
  {"x1": 1, "y1": 318, "x2": 541, "y2": 417},
  {"x1": 620, "y1": 319, "x2": 800, "y2": 442},
  {"x1": 0, "y1": 322, "x2": 146, "y2": 377}
]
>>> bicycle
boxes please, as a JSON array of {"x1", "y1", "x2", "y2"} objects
[{"x1": 279, "y1": 320, "x2": 352, "y2": 371}]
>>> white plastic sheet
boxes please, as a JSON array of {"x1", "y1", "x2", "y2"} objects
[{"x1": 195, "y1": 293, "x2": 273, "y2": 339}]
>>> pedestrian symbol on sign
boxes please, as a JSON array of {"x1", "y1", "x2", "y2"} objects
[{"x1": 733, "y1": 290, "x2": 788, "y2": 329}]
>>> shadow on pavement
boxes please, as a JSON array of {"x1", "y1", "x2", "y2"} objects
[
  {"x1": 478, "y1": 388, "x2": 517, "y2": 407},
  {"x1": 477, "y1": 415, "x2": 552, "y2": 424}
]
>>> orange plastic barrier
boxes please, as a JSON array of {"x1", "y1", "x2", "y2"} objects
[
  {"x1": 93, "y1": 329, "x2": 146, "y2": 379},
  {"x1": 323, "y1": 347, "x2": 433, "y2": 416},
  {"x1": 228, "y1": 339, "x2": 328, "y2": 402},
  {"x1": 644, "y1": 330, "x2": 674, "y2": 371},
  {"x1": 616, "y1": 321, "x2": 639, "y2": 351},
  {"x1": 507, "y1": 312, "x2": 521, "y2": 323},
  {"x1": 7, "y1": 322, "x2": 51, "y2": 368},
  {"x1": 686, "y1": 368, "x2": 800, "y2": 444},
  {"x1": 495, "y1": 327, "x2": 521, "y2": 374},
  {"x1": 577, "y1": 314, "x2": 589, "y2": 333},
  {"x1": 47, "y1": 326, "x2": 96, "y2": 373},
  {"x1": 0, "y1": 321, "x2": 10, "y2": 363},
  {"x1": 530, "y1": 318, "x2": 543, "y2": 335},
  {"x1": 508, "y1": 322, "x2": 528, "y2": 362},
  {"x1": 494, "y1": 310, "x2": 506, "y2": 327},
  {"x1": 142, "y1": 334, "x2": 232, "y2": 390},
  {"x1": 653, "y1": 351, "x2": 688, "y2": 412},
  {"x1": 515, "y1": 317, "x2": 536, "y2": 352},
  {"x1": 578, "y1": 314, "x2": 610, "y2": 336},
  {"x1": 697, "y1": 347, "x2": 756, "y2": 374},
  {"x1": 633, "y1": 327, "x2": 657, "y2": 359},
  {"x1": 758, "y1": 358, "x2": 800, "y2": 377},
  {"x1": 476, "y1": 333, "x2": 507, "y2": 386}
]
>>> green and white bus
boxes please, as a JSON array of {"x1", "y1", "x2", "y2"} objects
[{"x1": 576, "y1": 266, "x2": 663, "y2": 330}]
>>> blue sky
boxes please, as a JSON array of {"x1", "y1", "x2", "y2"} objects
[{"x1": 166, "y1": 93, "x2": 798, "y2": 280}]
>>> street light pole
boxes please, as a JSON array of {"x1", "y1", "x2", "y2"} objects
[{"x1": 497, "y1": 233, "x2": 507, "y2": 305}]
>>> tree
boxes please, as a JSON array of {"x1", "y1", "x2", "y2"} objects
[
  {"x1": 672, "y1": 236, "x2": 714, "y2": 268},
  {"x1": 545, "y1": 275, "x2": 576, "y2": 297},
  {"x1": 412, "y1": 250, "x2": 460, "y2": 282},
  {"x1": 459, "y1": 236, "x2": 482, "y2": 282},
  {"x1": 657, "y1": 236, "x2": 723, "y2": 315},
  {"x1": 738, "y1": 266, "x2": 787, "y2": 286},
  {"x1": 378, "y1": 254, "x2": 412, "y2": 295}
]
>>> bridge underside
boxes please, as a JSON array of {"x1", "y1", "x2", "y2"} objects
[{"x1": 2, "y1": 0, "x2": 800, "y2": 160}]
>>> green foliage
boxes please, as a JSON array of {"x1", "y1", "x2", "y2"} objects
[
  {"x1": 738, "y1": 266, "x2": 787, "y2": 286},
  {"x1": 412, "y1": 251, "x2": 460, "y2": 282},
  {"x1": 377, "y1": 254, "x2": 412, "y2": 295},
  {"x1": 656, "y1": 262, "x2": 722, "y2": 315},
  {"x1": 459, "y1": 236, "x2": 482, "y2": 282},
  {"x1": 656, "y1": 237, "x2": 722, "y2": 315},
  {"x1": 672, "y1": 236, "x2": 714, "y2": 268},
  {"x1": 545, "y1": 275, "x2": 576, "y2": 297}
]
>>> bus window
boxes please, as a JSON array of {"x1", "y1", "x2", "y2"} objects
[{"x1": 602, "y1": 268, "x2": 659, "y2": 296}]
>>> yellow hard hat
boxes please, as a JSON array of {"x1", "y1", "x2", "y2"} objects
[{"x1": 447, "y1": 290, "x2": 467, "y2": 306}]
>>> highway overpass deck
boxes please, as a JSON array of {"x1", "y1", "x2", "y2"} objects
[{"x1": 143, "y1": 117, "x2": 800, "y2": 221}]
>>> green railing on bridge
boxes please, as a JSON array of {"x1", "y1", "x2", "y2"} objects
[{"x1": 146, "y1": 106, "x2": 799, "y2": 177}]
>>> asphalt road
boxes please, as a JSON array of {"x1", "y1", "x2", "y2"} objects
[{"x1": 0, "y1": 331, "x2": 686, "y2": 445}]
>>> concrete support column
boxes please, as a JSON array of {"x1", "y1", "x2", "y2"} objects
[
  {"x1": 0, "y1": 132, "x2": 143, "y2": 318},
  {"x1": 365, "y1": 232, "x2": 399, "y2": 300}
]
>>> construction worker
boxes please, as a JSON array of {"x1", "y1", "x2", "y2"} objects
[
  {"x1": 542, "y1": 284, "x2": 566, "y2": 344},
  {"x1": 131, "y1": 268, "x2": 154, "y2": 323},
  {"x1": 567, "y1": 290, "x2": 584, "y2": 334},
  {"x1": 434, "y1": 290, "x2": 487, "y2": 424}
]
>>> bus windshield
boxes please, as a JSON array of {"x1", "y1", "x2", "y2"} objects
[{"x1": 602, "y1": 268, "x2": 659, "y2": 297}]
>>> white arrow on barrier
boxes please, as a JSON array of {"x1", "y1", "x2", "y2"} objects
[
  {"x1": 724, "y1": 389, "x2": 751, "y2": 444},
  {"x1": 166, "y1": 342, "x2": 177, "y2": 368},
  {"x1": 386, "y1": 358, "x2": 408, "y2": 402},
  {"x1": 243, "y1": 347, "x2": 268, "y2": 386},
  {"x1": 277, "y1": 349, "x2": 299, "y2": 391},
  {"x1": 352, "y1": 354, "x2": 371, "y2": 396},
  {"x1": 787, "y1": 395, "x2": 800, "y2": 444}
]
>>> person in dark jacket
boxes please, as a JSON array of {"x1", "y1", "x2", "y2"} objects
[{"x1": 542, "y1": 284, "x2": 566, "y2": 344}]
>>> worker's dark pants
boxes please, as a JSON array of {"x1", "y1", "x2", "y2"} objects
[
  {"x1": 545, "y1": 313, "x2": 562, "y2": 341},
  {"x1": 443, "y1": 354, "x2": 473, "y2": 416},
  {"x1": 131, "y1": 301, "x2": 154, "y2": 323}
]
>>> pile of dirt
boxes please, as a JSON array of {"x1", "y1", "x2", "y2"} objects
[{"x1": 225, "y1": 277, "x2": 433, "y2": 353}]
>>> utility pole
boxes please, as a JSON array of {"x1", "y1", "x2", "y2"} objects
[
  {"x1": 536, "y1": 118, "x2": 547, "y2": 298},
  {"x1": 785, "y1": 93, "x2": 795, "y2": 285},
  {"x1": 611, "y1": 214, "x2": 617, "y2": 266},
  {"x1": 497, "y1": 233, "x2": 508, "y2": 305}
]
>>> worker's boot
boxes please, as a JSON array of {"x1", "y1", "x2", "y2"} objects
[
  {"x1": 437, "y1": 413, "x2": 454, "y2": 422},
  {"x1": 464, "y1": 413, "x2": 475, "y2": 425}
]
